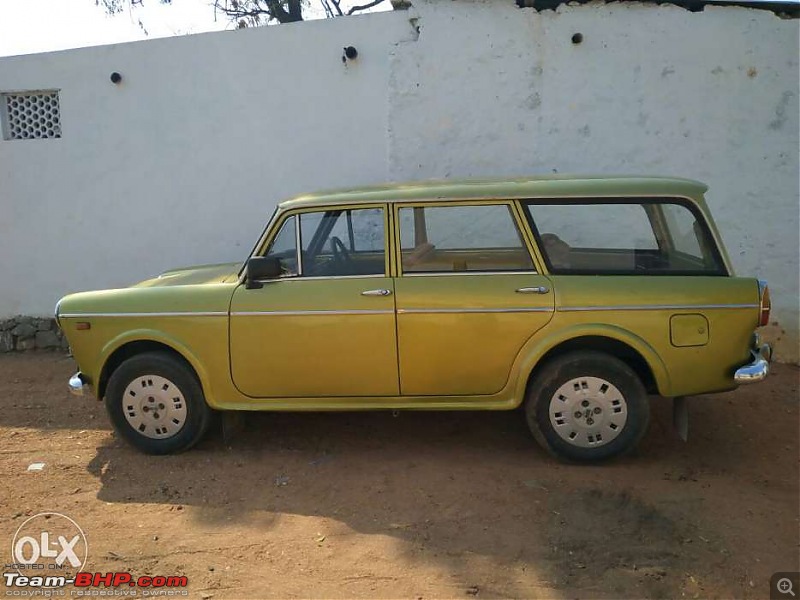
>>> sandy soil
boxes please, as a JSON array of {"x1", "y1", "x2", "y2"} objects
[{"x1": 0, "y1": 352, "x2": 798, "y2": 599}]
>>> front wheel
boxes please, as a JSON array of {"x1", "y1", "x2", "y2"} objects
[
  {"x1": 105, "y1": 352, "x2": 213, "y2": 455},
  {"x1": 524, "y1": 351, "x2": 650, "y2": 462}
]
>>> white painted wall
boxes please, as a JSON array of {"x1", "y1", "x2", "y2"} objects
[
  {"x1": 1, "y1": 0, "x2": 797, "y2": 360},
  {"x1": 0, "y1": 12, "x2": 416, "y2": 313},
  {"x1": 390, "y1": 0, "x2": 799, "y2": 360}
]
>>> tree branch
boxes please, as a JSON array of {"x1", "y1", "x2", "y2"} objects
[
  {"x1": 319, "y1": 0, "x2": 335, "y2": 19},
  {"x1": 329, "y1": 0, "x2": 345, "y2": 16},
  {"x1": 214, "y1": 0, "x2": 296, "y2": 24},
  {"x1": 104, "y1": 0, "x2": 390, "y2": 30},
  {"x1": 347, "y1": 0, "x2": 386, "y2": 14}
]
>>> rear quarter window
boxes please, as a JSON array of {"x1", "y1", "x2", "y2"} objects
[{"x1": 523, "y1": 199, "x2": 725, "y2": 276}]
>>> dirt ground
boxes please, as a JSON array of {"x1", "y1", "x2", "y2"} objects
[{"x1": 0, "y1": 353, "x2": 798, "y2": 599}]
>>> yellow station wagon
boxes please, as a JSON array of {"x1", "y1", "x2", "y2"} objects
[{"x1": 57, "y1": 176, "x2": 772, "y2": 461}]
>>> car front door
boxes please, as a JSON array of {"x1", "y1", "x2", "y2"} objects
[
  {"x1": 229, "y1": 205, "x2": 399, "y2": 398},
  {"x1": 393, "y1": 201, "x2": 555, "y2": 396}
]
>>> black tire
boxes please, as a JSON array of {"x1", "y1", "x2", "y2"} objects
[
  {"x1": 524, "y1": 351, "x2": 650, "y2": 462},
  {"x1": 105, "y1": 351, "x2": 213, "y2": 455}
]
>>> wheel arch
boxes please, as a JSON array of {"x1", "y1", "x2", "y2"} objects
[
  {"x1": 513, "y1": 325, "x2": 671, "y2": 406},
  {"x1": 97, "y1": 332, "x2": 209, "y2": 402}
]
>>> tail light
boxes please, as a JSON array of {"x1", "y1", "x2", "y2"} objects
[{"x1": 758, "y1": 280, "x2": 771, "y2": 327}]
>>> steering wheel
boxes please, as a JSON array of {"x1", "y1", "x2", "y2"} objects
[{"x1": 330, "y1": 236, "x2": 352, "y2": 266}]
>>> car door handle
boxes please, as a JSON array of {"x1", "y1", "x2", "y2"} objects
[
  {"x1": 516, "y1": 286, "x2": 550, "y2": 294},
  {"x1": 361, "y1": 288, "x2": 393, "y2": 296}
]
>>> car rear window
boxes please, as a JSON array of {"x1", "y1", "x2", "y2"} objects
[{"x1": 398, "y1": 204, "x2": 535, "y2": 273}]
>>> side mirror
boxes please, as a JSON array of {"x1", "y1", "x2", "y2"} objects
[{"x1": 245, "y1": 257, "x2": 283, "y2": 289}]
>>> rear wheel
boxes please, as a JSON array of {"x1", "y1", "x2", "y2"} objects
[
  {"x1": 525, "y1": 351, "x2": 650, "y2": 462},
  {"x1": 105, "y1": 352, "x2": 212, "y2": 455}
]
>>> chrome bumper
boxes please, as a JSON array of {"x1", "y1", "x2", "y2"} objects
[
  {"x1": 734, "y1": 341, "x2": 772, "y2": 385},
  {"x1": 68, "y1": 372, "x2": 89, "y2": 397}
]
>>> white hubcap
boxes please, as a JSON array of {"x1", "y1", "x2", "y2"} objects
[
  {"x1": 122, "y1": 375, "x2": 187, "y2": 439},
  {"x1": 548, "y1": 376, "x2": 628, "y2": 448}
]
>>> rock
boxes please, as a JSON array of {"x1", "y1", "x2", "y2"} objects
[
  {"x1": 12, "y1": 322, "x2": 36, "y2": 338},
  {"x1": 0, "y1": 316, "x2": 69, "y2": 352},
  {"x1": 0, "y1": 332, "x2": 13, "y2": 352},
  {"x1": 35, "y1": 318, "x2": 52, "y2": 331},
  {"x1": 17, "y1": 337, "x2": 36, "y2": 351},
  {"x1": 35, "y1": 330, "x2": 60, "y2": 349},
  {"x1": 522, "y1": 479, "x2": 549, "y2": 491}
]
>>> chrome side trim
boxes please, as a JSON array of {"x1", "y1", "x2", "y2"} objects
[
  {"x1": 59, "y1": 311, "x2": 227, "y2": 318},
  {"x1": 402, "y1": 271, "x2": 539, "y2": 277},
  {"x1": 59, "y1": 305, "x2": 753, "y2": 319},
  {"x1": 231, "y1": 309, "x2": 394, "y2": 317},
  {"x1": 262, "y1": 274, "x2": 387, "y2": 282},
  {"x1": 558, "y1": 303, "x2": 759, "y2": 312},
  {"x1": 397, "y1": 307, "x2": 553, "y2": 315}
]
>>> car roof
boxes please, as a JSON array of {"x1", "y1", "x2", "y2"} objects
[{"x1": 278, "y1": 175, "x2": 708, "y2": 210}]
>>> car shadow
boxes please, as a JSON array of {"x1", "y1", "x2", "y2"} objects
[
  {"x1": 3, "y1": 352, "x2": 775, "y2": 597},
  {"x1": 85, "y1": 405, "x2": 712, "y2": 598}
]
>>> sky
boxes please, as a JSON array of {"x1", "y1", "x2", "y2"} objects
[
  {"x1": 0, "y1": 0, "x2": 234, "y2": 57},
  {"x1": 0, "y1": 0, "x2": 386, "y2": 58},
  {"x1": 1, "y1": 0, "x2": 792, "y2": 57}
]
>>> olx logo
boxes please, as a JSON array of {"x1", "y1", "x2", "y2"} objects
[
  {"x1": 14, "y1": 531, "x2": 82, "y2": 567},
  {"x1": 10, "y1": 512, "x2": 88, "y2": 581}
]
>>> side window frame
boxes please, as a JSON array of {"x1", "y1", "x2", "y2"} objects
[
  {"x1": 392, "y1": 200, "x2": 541, "y2": 276},
  {"x1": 523, "y1": 196, "x2": 728, "y2": 276},
  {"x1": 255, "y1": 204, "x2": 392, "y2": 280}
]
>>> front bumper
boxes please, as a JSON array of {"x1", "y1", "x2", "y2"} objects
[
  {"x1": 734, "y1": 339, "x2": 772, "y2": 385},
  {"x1": 68, "y1": 372, "x2": 90, "y2": 396}
]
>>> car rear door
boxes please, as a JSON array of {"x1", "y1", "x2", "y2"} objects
[{"x1": 392, "y1": 201, "x2": 555, "y2": 396}]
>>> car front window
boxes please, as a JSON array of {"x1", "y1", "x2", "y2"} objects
[
  {"x1": 300, "y1": 207, "x2": 386, "y2": 277},
  {"x1": 263, "y1": 215, "x2": 298, "y2": 276}
]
